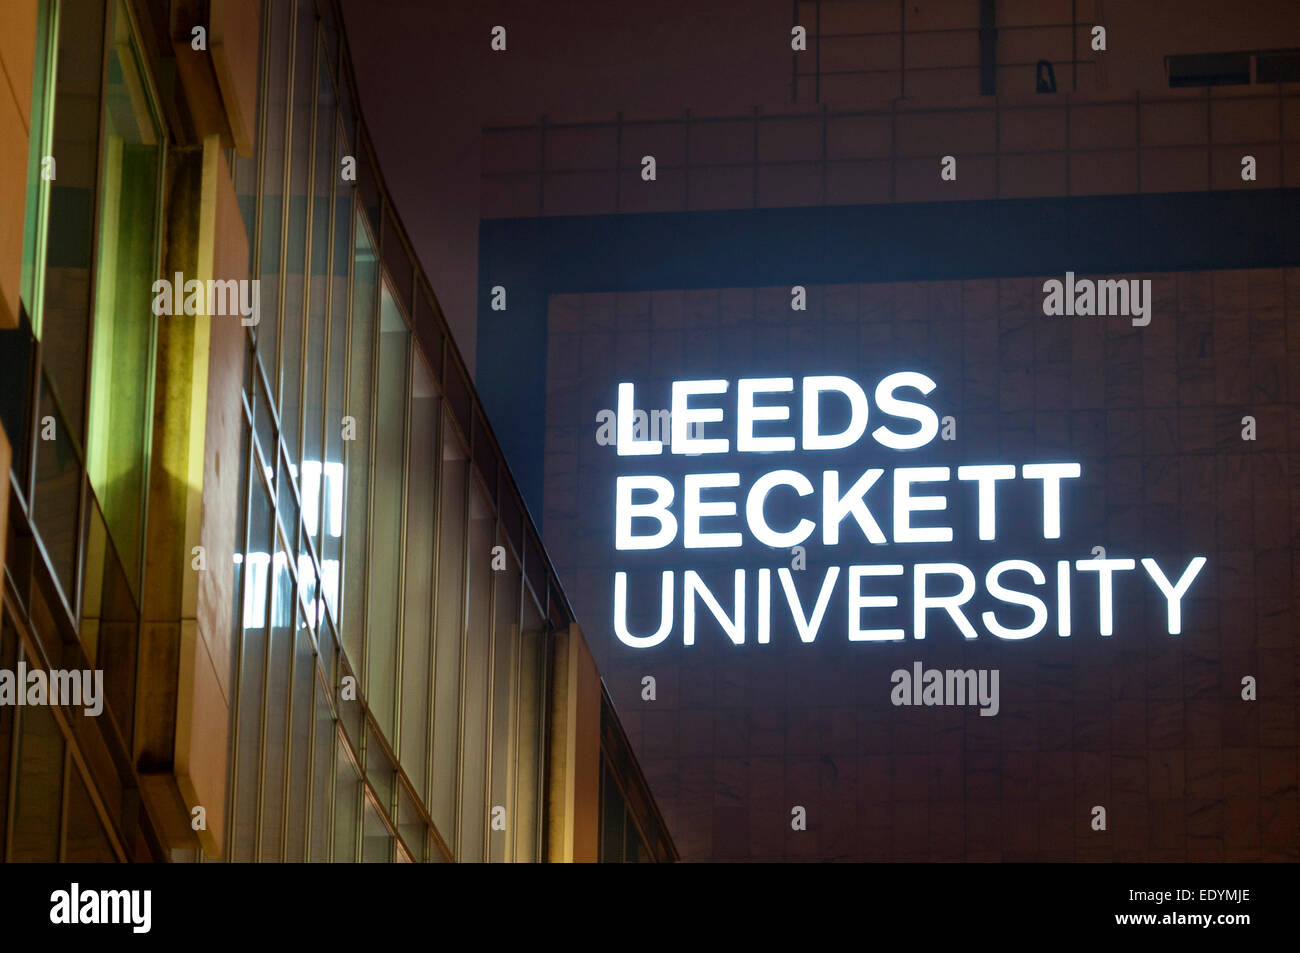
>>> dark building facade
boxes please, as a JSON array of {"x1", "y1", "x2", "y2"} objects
[
  {"x1": 0, "y1": 0, "x2": 674, "y2": 863},
  {"x1": 476, "y1": 2, "x2": 1300, "y2": 861}
]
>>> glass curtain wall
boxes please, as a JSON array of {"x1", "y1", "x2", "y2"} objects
[
  {"x1": 0, "y1": 0, "x2": 161, "y2": 862},
  {"x1": 221, "y1": 0, "x2": 553, "y2": 863},
  {"x1": 2, "y1": 0, "x2": 581, "y2": 864}
]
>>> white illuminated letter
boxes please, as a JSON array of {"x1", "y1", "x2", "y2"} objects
[
  {"x1": 802, "y1": 376, "x2": 869, "y2": 450},
  {"x1": 913, "y1": 563, "x2": 977, "y2": 639},
  {"x1": 1057, "y1": 560, "x2": 1071, "y2": 637},
  {"x1": 672, "y1": 379, "x2": 729, "y2": 454},
  {"x1": 737, "y1": 378, "x2": 795, "y2": 452},
  {"x1": 615, "y1": 476, "x2": 678, "y2": 550},
  {"x1": 1074, "y1": 557, "x2": 1137, "y2": 636},
  {"x1": 613, "y1": 571, "x2": 674, "y2": 648},
  {"x1": 848, "y1": 565, "x2": 905, "y2": 641},
  {"x1": 822, "y1": 469, "x2": 886, "y2": 545},
  {"x1": 1141, "y1": 556, "x2": 1207, "y2": 635},
  {"x1": 872, "y1": 371, "x2": 939, "y2": 450},
  {"x1": 777, "y1": 567, "x2": 840, "y2": 643},
  {"x1": 982, "y1": 560, "x2": 1048, "y2": 640},
  {"x1": 684, "y1": 473, "x2": 742, "y2": 548},
  {"x1": 684, "y1": 570, "x2": 745, "y2": 646},
  {"x1": 893, "y1": 467, "x2": 953, "y2": 543},
  {"x1": 746, "y1": 469, "x2": 815, "y2": 547},
  {"x1": 616, "y1": 383, "x2": 662, "y2": 456},
  {"x1": 757, "y1": 568, "x2": 771, "y2": 644},
  {"x1": 1022, "y1": 463, "x2": 1082, "y2": 539},
  {"x1": 956, "y1": 464, "x2": 1015, "y2": 541}
]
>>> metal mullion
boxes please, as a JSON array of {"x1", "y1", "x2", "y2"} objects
[
  {"x1": 18, "y1": 0, "x2": 59, "y2": 514},
  {"x1": 358, "y1": 205, "x2": 382, "y2": 718},
  {"x1": 251, "y1": 452, "x2": 277, "y2": 862},
  {"x1": 534, "y1": 610, "x2": 552, "y2": 860},
  {"x1": 334, "y1": 149, "x2": 356, "y2": 656},
  {"x1": 22, "y1": 352, "x2": 47, "y2": 520},
  {"x1": 3, "y1": 661, "x2": 20, "y2": 862},
  {"x1": 503, "y1": 548, "x2": 523, "y2": 862},
  {"x1": 304, "y1": 653, "x2": 320, "y2": 860},
  {"x1": 422, "y1": 399, "x2": 444, "y2": 825},
  {"x1": 57, "y1": 747, "x2": 70, "y2": 861},
  {"x1": 275, "y1": 515, "x2": 301, "y2": 865},
  {"x1": 278, "y1": 601, "x2": 302, "y2": 862},
  {"x1": 276, "y1": 15, "x2": 325, "y2": 865},
  {"x1": 311, "y1": 74, "x2": 341, "y2": 658},
  {"x1": 291, "y1": 18, "x2": 324, "y2": 479},
  {"x1": 224, "y1": 415, "x2": 257, "y2": 859},
  {"x1": 131, "y1": 22, "x2": 169, "y2": 627},
  {"x1": 480, "y1": 518, "x2": 499, "y2": 861},
  {"x1": 246, "y1": 0, "x2": 273, "y2": 357},
  {"x1": 271, "y1": 0, "x2": 299, "y2": 417},
  {"x1": 389, "y1": 329, "x2": 413, "y2": 816},
  {"x1": 67, "y1": 0, "x2": 113, "y2": 628},
  {"x1": 510, "y1": 556, "x2": 524, "y2": 860},
  {"x1": 341, "y1": 725, "x2": 362, "y2": 862},
  {"x1": 324, "y1": 692, "x2": 338, "y2": 862},
  {"x1": 451, "y1": 412, "x2": 473, "y2": 858}
]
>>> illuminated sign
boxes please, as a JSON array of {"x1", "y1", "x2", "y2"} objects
[{"x1": 610, "y1": 374, "x2": 1206, "y2": 648}]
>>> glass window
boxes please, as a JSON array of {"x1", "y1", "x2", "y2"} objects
[
  {"x1": 232, "y1": 464, "x2": 272, "y2": 860},
  {"x1": 366, "y1": 284, "x2": 408, "y2": 737},
  {"x1": 601, "y1": 761, "x2": 625, "y2": 863},
  {"x1": 320, "y1": 120, "x2": 352, "y2": 622},
  {"x1": 458, "y1": 479, "x2": 496, "y2": 862},
  {"x1": 81, "y1": 495, "x2": 140, "y2": 741},
  {"x1": 400, "y1": 353, "x2": 438, "y2": 803},
  {"x1": 20, "y1": 0, "x2": 58, "y2": 328},
  {"x1": 431, "y1": 420, "x2": 467, "y2": 845},
  {"x1": 9, "y1": 662, "x2": 65, "y2": 861},
  {"x1": 0, "y1": 317, "x2": 34, "y2": 486},
  {"x1": 309, "y1": 673, "x2": 334, "y2": 861},
  {"x1": 40, "y1": 0, "x2": 106, "y2": 443},
  {"x1": 31, "y1": 373, "x2": 80, "y2": 600},
  {"x1": 624, "y1": 807, "x2": 646, "y2": 862},
  {"x1": 86, "y1": 0, "x2": 164, "y2": 597},
  {"x1": 332, "y1": 734, "x2": 361, "y2": 862},
  {"x1": 396, "y1": 782, "x2": 425, "y2": 862},
  {"x1": 260, "y1": 534, "x2": 295, "y2": 861},
  {"x1": 279, "y1": 0, "x2": 317, "y2": 465},
  {"x1": 361, "y1": 792, "x2": 392, "y2": 863},
  {"x1": 340, "y1": 209, "x2": 377, "y2": 673},
  {"x1": 514, "y1": 593, "x2": 546, "y2": 862},
  {"x1": 488, "y1": 531, "x2": 520, "y2": 862},
  {"x1": 0, "y1": 617, "x2": 18, "y2": 851},
  {"x1": 286, "y1": 610, "x2": 315, "y2": 861},
  {"x1": 336, "y1": 658, "x2": 363, "y2": 748},
  {"x1": 303, "y1": 54, "x2": 336, "y2": 566},
  {"x1": 364, "y1": 719, "x2": 395, "y2": 816},
  {"x1": 256, "y1": 0, "x2": 292, "y2": 390},
  {"x1": 229, "y1": 0, "x2": 263, "y2": 271}
]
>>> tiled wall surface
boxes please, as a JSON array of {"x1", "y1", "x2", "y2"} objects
[
  {"x1": 482, "y1": 87, "x2": 1300, "y2": 217},
  {"x1": 793, "y1": 0, "x2": 1102, "y2": 103},
  {"x1": 541, "y1": 271, "x2": 1299, "y2": 861}
]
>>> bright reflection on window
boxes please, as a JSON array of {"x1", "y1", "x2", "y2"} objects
[{"x1": 236, "y1": 458, "x2": 345, "y2": 628}]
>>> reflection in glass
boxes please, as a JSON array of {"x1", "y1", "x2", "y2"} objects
[{"x1": 86, "y1": 0, "x2": 164, "y2": 596}]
